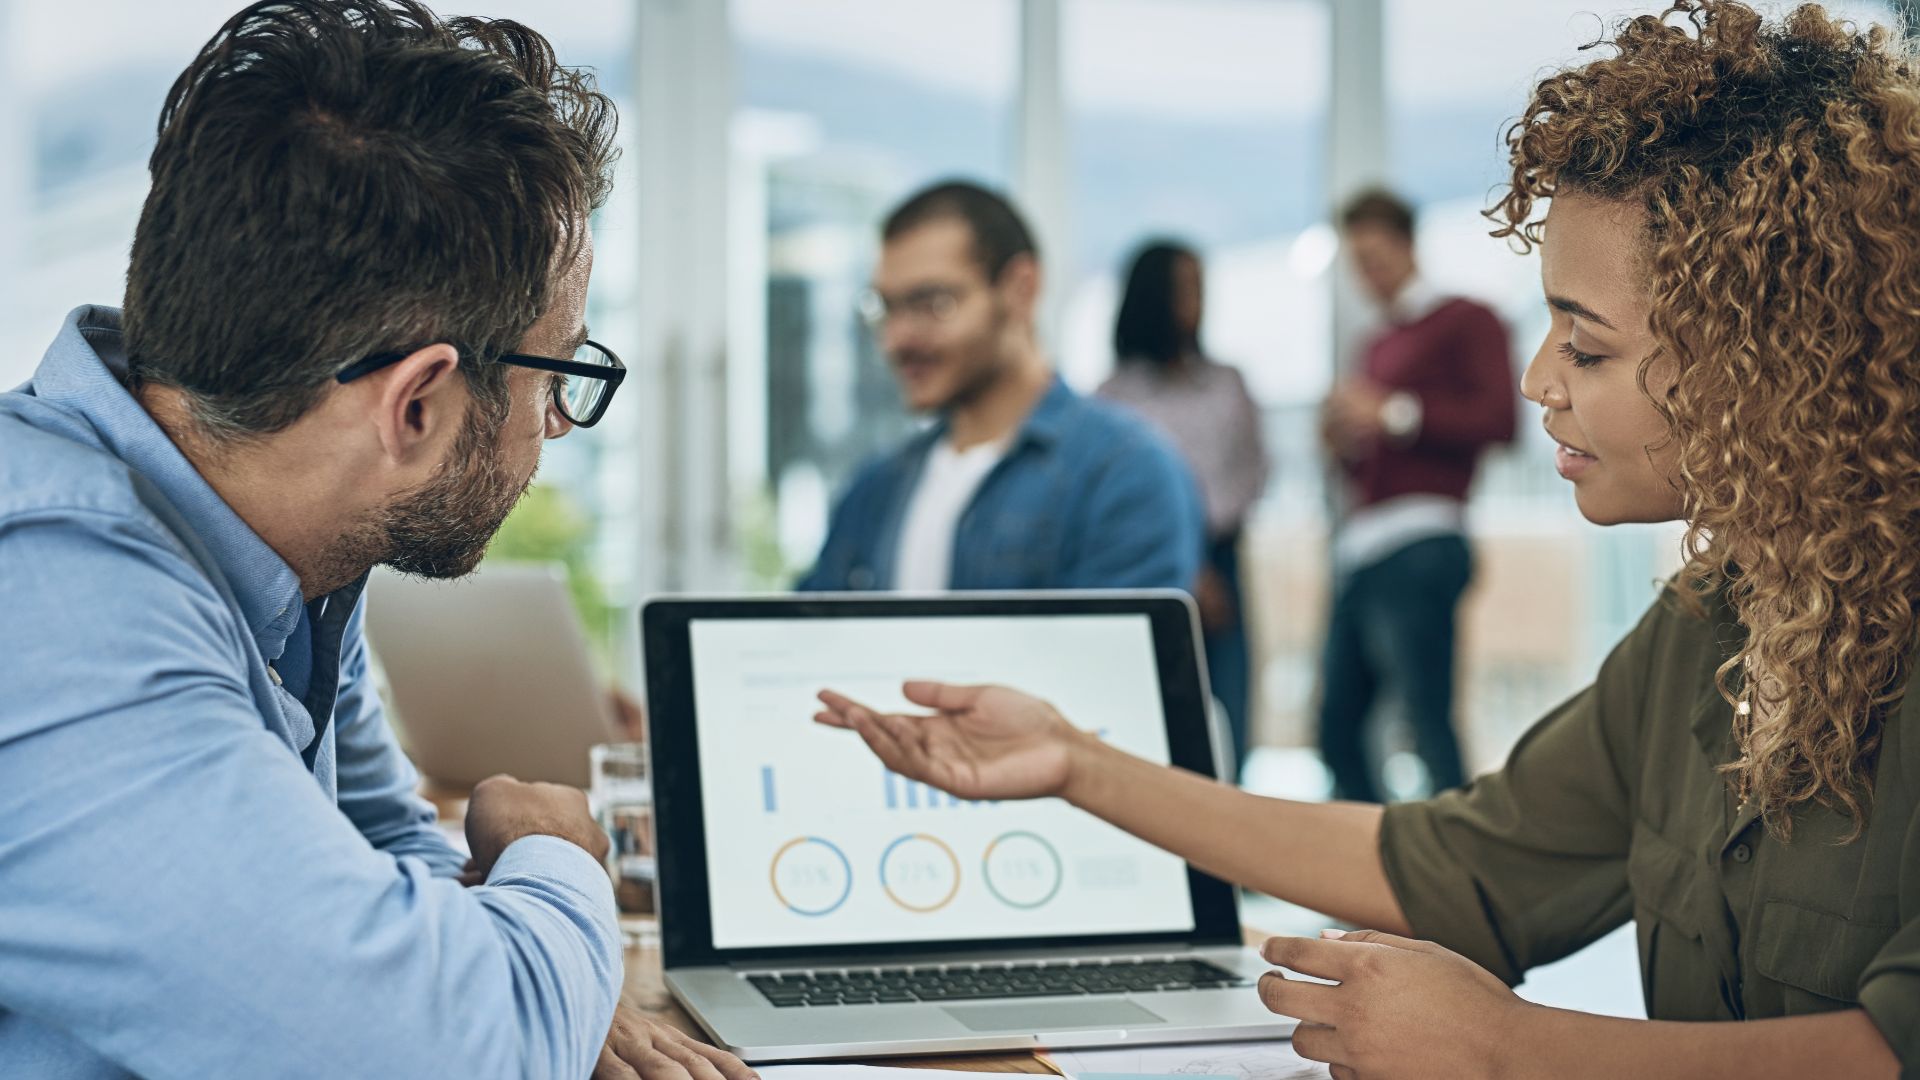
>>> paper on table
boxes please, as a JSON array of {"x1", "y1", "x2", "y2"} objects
[
  {"x1": 1042, "y1": 1039, "x2": 1330, "y2": 1080},
  {"x1": 758, "y1": 1066, "x2": 1018, "y2": 1078}
]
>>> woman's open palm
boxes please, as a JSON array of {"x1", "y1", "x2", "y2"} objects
[{"x1": 814, "y1": 681, "x2": 1078, "y2": 801}]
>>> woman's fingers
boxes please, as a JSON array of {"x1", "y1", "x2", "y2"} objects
[
  {"x1": 902, "y1": 680, "x2": 986, "y2": 711},
  {"x1": 846, "y1": 705, "x2": 916, "y2": 773},
  {"x1": 815, "y1": 689, "x2": 867, "y2": 718},
  {"x1": 1256, "y1": 970, "x2": 1344, "y2": 1024},
  {"x1": 1289, "y1": 1021, "x2": 1347, "y2": 1066},
  {"x1": 817, "y1": 688, "x2": 969, "y2": 792},
  {"x1": 1331, "y1": 927, "x2": 1446, "y2": 955},
  {"x1": 1261, "y1": 935, "x2": 1357, "y2": 982},
  {"x1": 871, "y1": 709, "x2": 928, "y2": 754}
]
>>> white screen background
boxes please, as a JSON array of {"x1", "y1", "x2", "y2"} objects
[{"x1": 689, "y1": 614, "x2": 1197, "y2": 950}]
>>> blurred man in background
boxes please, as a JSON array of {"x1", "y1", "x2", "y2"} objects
[
  {"x1": 800, "y1": 180, "x2": 1202, "y2": 594},
  {"x1": 1317, "y1": 188, "x2": 1516, "y2": 802}
]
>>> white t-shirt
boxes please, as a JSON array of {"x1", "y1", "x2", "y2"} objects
[{"x1": 892, "y1": 437, "x2": 1009, "y2": 591}]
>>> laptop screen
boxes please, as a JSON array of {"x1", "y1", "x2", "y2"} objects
[{"x1": 688, "y1": 613, "x2": 1198, "y2": 951}]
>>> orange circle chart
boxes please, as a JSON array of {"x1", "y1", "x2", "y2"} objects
[
  {"x1": 769, "y1": 836, "x2": 853, "y2": 917},
  {"x1": 879, "y1": 832, "x2": 962, "y2": 913}
]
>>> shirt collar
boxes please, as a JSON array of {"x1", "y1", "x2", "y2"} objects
[
  {"x1": 1012, "y1": 375, "x2": 1074, "y2": 450},
  {"x1": 29, "y1": 305, "x2": 306, "y2": 659},
  {"x1": 922, "y1": 374, "x2": 1075, "y2": 455}
]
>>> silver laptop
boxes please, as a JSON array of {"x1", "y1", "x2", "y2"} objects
[
  {"x1": 641, "y1": 592, "x2": 1294, "y2": 1063},
  {"x1": 365, "y1": 562, "x2": 621, "y2": 789}
]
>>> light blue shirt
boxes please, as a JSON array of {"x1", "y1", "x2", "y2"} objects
[{"x1": 0, "y1": 307, "x2": 622, "y2": 1079}]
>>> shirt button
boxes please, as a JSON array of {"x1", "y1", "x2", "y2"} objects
[{"x1": 1731, "y1": 844, "x2": 1752, "y2": 864}]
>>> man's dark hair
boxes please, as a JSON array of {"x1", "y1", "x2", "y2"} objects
[
  {"x1": 1113, "y1": 239, "x2": 1199, "y2": 368},
  {"x1": 1339, "y1": 188, "x2": 1416, "y2": 241},
  {"x1": 881, "y1": 180, "x2": 1038, "y2": 282},
  {"x1": 124, "y1": 0, "x2": 618, "y2": 440}
]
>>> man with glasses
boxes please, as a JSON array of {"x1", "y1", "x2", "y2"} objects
[
  {"x1": 0, "y1": 3, "x2": 747, "y2": 1078},
  {"x1": 800, "y1": 181, "x2": 1203, "y2": 595}
]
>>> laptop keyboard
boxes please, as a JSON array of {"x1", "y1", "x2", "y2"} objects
[{"x1": 744, "y1": 957, "x2": 1253, "y2": 1008}]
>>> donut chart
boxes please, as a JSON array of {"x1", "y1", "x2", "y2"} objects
[
  {"x1": 769, "y1": 836, "x2": 853, "y2": 917},
  {"x1": 982, "y1": 830, "x2": 1064, "y2": 910},
  {"x1": 879, "y1": 833, "x2": 962, "y2": 913}
]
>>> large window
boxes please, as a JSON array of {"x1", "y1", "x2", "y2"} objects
[
  {"x1": 7, "y1": 3, "x2": 237, "y2": 389},
  {"x1": 1057, "y1": 0, "x2": 1330, "y2": 409},
  {"x1": 20, "y1": 0, "x2": 1886, "y2": 755},
  {"x1": 730, "y1": 0, "x2": 1019, "y2": 583},
  {"x1": 5, "y1": 1, "x2": 642, "y2": 655}
]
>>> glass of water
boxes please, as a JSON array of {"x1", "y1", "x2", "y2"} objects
[{"x1": 588, "y1": 742, "x2": 656, "y2": 916}]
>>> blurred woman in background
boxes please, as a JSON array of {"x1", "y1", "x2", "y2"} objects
[{"x1": 1099, "y1": 241, "x2": 1269, "y2": 771}]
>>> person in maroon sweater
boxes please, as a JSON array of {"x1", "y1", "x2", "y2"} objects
[{"x1": 1317, "y1": 189, "x2": 1516, "y2": 802}]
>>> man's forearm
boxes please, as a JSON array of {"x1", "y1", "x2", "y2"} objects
[
  {"x1": 1508, "y1": 1005, "x2": 1899, "y2": 1080},
  {"x1": 1061, "y1": 734, "x2": 1410, "y2": 934}
]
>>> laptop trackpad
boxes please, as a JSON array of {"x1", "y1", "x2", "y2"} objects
[{"x1": 943, "y1": 999, "x2": 1165, "y2": 1033}]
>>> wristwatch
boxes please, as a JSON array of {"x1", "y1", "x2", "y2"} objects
[{"x1": 1379, "y1": 390, "x2": 1422, "y2": 441}]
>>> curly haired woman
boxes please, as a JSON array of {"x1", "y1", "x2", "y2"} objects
[{"x1": 814, "y1": 3, "x2": 1919, "y2": 1075}]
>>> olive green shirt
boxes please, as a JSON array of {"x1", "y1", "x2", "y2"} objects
[{"x1": 1379, "y1": 588, "x2": 1919, "y2": 1075}]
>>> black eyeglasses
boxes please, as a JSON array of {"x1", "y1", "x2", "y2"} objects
[{"x1": 334, "y1": 339, "x2": 627, "y2": 428}]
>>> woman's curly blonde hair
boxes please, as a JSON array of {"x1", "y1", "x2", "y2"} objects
[{"x1": 1492, "y1": 0, "x2": 1920, "y2": 837}]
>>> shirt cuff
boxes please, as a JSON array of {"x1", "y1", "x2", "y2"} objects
[
  {"x1": 1377, "y1": 800, "x2": 1522, "y2": 986},
  {"x1": 1859, "y1": 970, "x2": 1920, "y2": 1079},
  {"x1": 488, "y1": 835, "x2": 619, "y2": 924}
]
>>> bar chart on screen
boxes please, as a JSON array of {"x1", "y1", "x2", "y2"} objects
[{"x1": 882, "y1": 769, "x2": 996, "y2": 810}]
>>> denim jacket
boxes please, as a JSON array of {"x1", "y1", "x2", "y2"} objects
[{"x1": 799, "y1": 377, "x2": 1204, "y2": 592}]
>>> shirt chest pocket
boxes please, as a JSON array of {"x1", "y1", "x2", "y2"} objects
[{"x1": 1752, "y1": 900, "x2": 1896, "y2": 1012}]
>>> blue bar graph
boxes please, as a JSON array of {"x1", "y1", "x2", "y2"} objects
[
  {"x1": 761, "y1": 766, "x2": 777, "y2": 813},
  {"x1": 883, "y1": 769, "x2": 997, "y2": 809}
]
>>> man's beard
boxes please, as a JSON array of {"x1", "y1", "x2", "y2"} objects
[{"x1": 347, "y1": 403, "x2": 535, "y2": 582}]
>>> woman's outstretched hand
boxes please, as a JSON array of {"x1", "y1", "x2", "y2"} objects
[{"x1": 813, "y1": 681, "x2": 1087, "y2": 802}]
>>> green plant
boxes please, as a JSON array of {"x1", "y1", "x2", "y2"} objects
[{"x1": 485, "y1": 483, "x2": 616, "y2": 664}]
